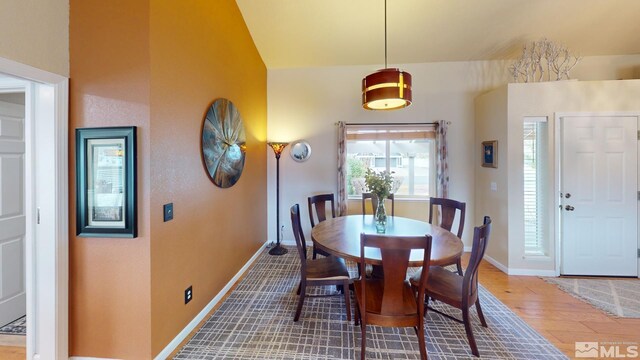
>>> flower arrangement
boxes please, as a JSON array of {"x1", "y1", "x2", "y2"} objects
[{"x1": 364, "y1": 169, "x2": 394, "y2": 201}]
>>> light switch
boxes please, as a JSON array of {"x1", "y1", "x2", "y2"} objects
[{"x1": 490, "y1": 182, "x2": 497, "y2": 191}]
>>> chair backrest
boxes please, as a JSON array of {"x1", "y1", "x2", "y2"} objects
[
  {"x1": 359, "y1": 233, "x2": 432, "y2": 316},
  {"x1": 290, "y1": 204, "x2": 309, "y2": 270},
  {"x1": 362, "y1": 193, "x2": 395, "y2": 217},
  {"x1": 429, "y1": 197, "x2": 466, "y2": 238},
  {"x1": 308, "y1": 193, "x2": 336, "y2": 228},
  {"x1": 462, "y1": 216, "x2": 491, "y2": 305}
]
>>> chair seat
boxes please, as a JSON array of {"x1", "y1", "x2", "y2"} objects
[
  {"x1": 306, "y1": 256, "x2": 350, "y2": 280},
  {"x1": 354, "y1": 278, "x2": 419, "y2": 327},
  {"x1": 410, "y1": 266, "x2": 463, "y2": 305}
]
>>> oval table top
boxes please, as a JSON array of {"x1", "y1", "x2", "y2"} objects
[{"x1": 310, "y1": 215, "x2": 463, "y2": 267}]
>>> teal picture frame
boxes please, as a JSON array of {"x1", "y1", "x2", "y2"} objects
[
  {"x1": 76, "y1": 126, "x2": 137, "y2": 238},
  {"x1": 482, "y1": 140, "x2": 497, "y2": 168}
]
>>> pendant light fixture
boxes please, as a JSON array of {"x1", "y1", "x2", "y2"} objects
[{"x1": 362, "y1": 0, "x2": 412, "y2": 110}]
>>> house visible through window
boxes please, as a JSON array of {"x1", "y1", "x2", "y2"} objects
[
  {"x1": 345, "y1": 124, "x2": 436, "y2": 199},
  {"x1": 523, "y1": 117, "x2": 549, "y2": 256}
]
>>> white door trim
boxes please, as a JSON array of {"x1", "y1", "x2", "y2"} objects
[
  {"x1": 555, "y1": 111, "x2": 640, "y2": 278},
  {"x1": 0, "y1": 56, "x2": 68, "y2": 360}
]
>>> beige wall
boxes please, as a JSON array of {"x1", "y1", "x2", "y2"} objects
[
  {"x1": 475, "y1": 79, "x2": 640, "y2": 274},
  {"x1": 268, "y1": 56, "x2": 640, "y2": 247},
  {"x1": 474, "y1": 86, "x2": 509, "y2": 266},
  {"x1": 0, "y1": 0, "x2": 69, "y2": 76},
  {"x1": 507, "y1": 80, "x2": 640, "y2": 273}
]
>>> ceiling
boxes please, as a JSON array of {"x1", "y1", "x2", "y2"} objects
[{"x1": 236, "y1": 0, "x2": 640, "y2": 69}]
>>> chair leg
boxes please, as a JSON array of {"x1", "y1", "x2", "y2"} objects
[
  {"x1": 354, "y1": 301, "x2": 361, "y2": 326},
  {"x1": 312, "y1": 245, "x2": 317, "y2": 259},
  {"x1": 462, "y1": 307, "x2": 479, "y2": 357},
  {"x1": 455, "y1": 259, "x2": 464, "y2": 276},
  {"x1": 475, "y1": 299, "x2": 488, "y2": 327},
  {"x1": 416, "y1": 320, "x2": 428, "y2": 360},
  {"x1": 296, "y1": 281, "x2": 301, "y2": 295},
  {"x1": 360, "y1": 319, "x2": 367, "y2": 360},
  {"x1": 294, "y1": 283, "x2": 306, "y2": 322},
  {"x1": 343, "y1": 280, "x2": 352, "y2": 321}
]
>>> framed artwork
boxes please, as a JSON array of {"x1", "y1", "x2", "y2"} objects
[
  {"x1": 481, "y1": 140, "x2": 498, "y2": 168},
  {"x1": 202, "y1": 98, "x2": 246, "y2": 188},
  {"x1": 76, "y1": 126, "x2": 137, "y2": 238}
]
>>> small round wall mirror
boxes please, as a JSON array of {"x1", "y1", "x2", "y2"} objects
[{"x1": 289, "y1": 140, "x2": 312, "y2": 162}]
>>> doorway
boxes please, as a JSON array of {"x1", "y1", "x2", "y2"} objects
[
  {"x1": 0, "y1": 83, "x2": 27, "y2": 343},
  {"x1": 0, "y1": 57, "x2": 68, "y2": 360},
  {"x1": 560, "y1": 114, "x2": 639, "y2": 276}
]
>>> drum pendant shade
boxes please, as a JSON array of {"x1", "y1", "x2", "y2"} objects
[{"x1": 362, "y1": 68, "x2": 412, "y2": 110}]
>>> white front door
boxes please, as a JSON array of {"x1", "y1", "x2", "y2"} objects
[
  {"x1": 0, "y1": 99, "x2": 26, "y2": 325},
  {"x1": 561, "y1": 115, "x2": 638, "y2": 276}
]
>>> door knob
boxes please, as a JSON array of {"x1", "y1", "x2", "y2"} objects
[{"x1": 565, "y1": 205, "x2": 575, "y2": 211}]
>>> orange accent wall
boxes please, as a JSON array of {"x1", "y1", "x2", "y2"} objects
[
  {"x1": 148, "y1": 1, "x2": 267, "y2": 355},
  {"x1": 69, "y1": 0, "x2": 267, "y2": 358},
  {"x1": 69, "y1": 0, "x2": 152, "y2": 358}
]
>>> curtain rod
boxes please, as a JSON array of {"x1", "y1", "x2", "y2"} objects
[{"x1": 335, "y1": 121, "x2": 450, "y2": 126}]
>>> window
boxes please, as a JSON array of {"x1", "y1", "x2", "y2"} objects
[
  {"x1": 345, "y1": 125, "x2": 436, "y2": 198},
  {"x1": 523, "y1": 117, "x2": 548, "y2": 256}
]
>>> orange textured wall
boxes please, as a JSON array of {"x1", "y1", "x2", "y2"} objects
[
  {"x1": 148, "y1": 1, "x2": 267, "y2": 355},
  {"x1": 69, "y1": 0, "x2": 152, "y2": 358}
]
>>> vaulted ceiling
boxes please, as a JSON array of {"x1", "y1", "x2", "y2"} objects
[{"x1": 236, "y1": 0, "x2": 640, "y2": 69}]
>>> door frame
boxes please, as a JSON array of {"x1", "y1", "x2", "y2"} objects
[
  {"x1": 554, "y1": 111, "x2": 640, "y2": 278},
  {"x1": 0, "y1": 56, "x2": 68, "y2": 359}
]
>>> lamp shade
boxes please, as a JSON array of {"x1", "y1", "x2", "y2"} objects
[{"x1": 362, "y1": 68, "x2": 412, "y2": 110}]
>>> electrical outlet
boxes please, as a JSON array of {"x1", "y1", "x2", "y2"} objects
[
  {"x1": 185, "y1": 286, "x2": 192, "y2": 304},
  {"x1": 164, "y1": 203, "x2": 174, "y2": 222}
]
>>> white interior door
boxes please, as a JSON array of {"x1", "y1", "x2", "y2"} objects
[
  {"x1": 561, "y1": 115, "x2": 638, "y2": 276},
  {"x1": 0, "y1": 99, "x2": 26, "y2": 325}
]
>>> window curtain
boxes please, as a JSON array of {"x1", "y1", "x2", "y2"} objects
[
  {"x1": 436, "y1": 120, "x2": 449, "y2": 198},
  {"x1": 337, "y1": 121, "x2": 347, "y2": 216}
]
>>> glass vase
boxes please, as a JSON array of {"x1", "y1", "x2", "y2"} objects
[{"x1": 375, "y1": 198, "x2": 387, "y2": 233}]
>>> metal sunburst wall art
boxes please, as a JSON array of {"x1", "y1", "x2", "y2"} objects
[{"x1": 202, "y1": 98, "x2": 247, "y2": 188}]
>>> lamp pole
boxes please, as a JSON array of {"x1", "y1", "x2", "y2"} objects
[{"x1": 268, "y1": 142, "x2": 289, "y2": 255}]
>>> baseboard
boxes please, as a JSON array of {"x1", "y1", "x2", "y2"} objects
[
  {"x1": 507, "y1": 268, "x2": 557, "y2": 277},
  {"x1": 484, "y1": 255, "x2": 557, "y2": 276},
  {"x1": 153, "y1": 243, "x2": 268, "y2": 360},
  {"x1": 484, "y1": 255, "x2": 509, "y2": 274},
  {"x1": 280, "y1": 239, "x2": 296, "y2": 246}
]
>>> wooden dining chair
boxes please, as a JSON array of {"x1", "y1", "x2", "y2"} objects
[
  {"x1": 290, "y1": 204, "x2": 352, "y2": 322},
  {"x1": 411, "y1": 216, "x2": 491, "y2": 357},
  {"x1": 354, "y1": 233, "x2": 432, "y2": 360},
  {"x1": 361, "y1": 193, "x2": 395, "y2": 217},
  {"x1": 429, "y1": 197, "x2": 466, "y2": 275},
  {"x1": 308, "y1": 193, "x2": 336, "y2": 259}
]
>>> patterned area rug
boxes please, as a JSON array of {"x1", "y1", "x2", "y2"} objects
[
  {"x1": 0, "y1": 316, "x2": 26, "y2": 335},
  {"x1": 174, "y1": 248, "x2": 567, "y2": 359},
  {"x1": 543, "y1": 277, "x2": 640, "y2": 318}
]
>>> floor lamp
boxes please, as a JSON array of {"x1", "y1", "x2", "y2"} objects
[{"x1": 268, "y1": 142, "x2": 289, "y2": 255}]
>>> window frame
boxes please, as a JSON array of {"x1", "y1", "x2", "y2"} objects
[{"x1": 345, "y1": 124, "x2": 437, "y2": 201}]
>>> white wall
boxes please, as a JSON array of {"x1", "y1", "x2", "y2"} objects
[
  {"x1": 0, "y1": 0, "x2": 69, "y2": 77},
  {"x1": 507, "y1": 80, "x2": 640, "y2": 274},
  {"x1": 475, "y1": 79, "x2": 640, "y2": 275},
  {"x1": 267, "y1": 55, "x2": 640, "y2": 246}
]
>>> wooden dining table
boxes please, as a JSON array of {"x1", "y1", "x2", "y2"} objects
[{"x1": 311, "y1": 215, "x2": 464, "y2": 267}]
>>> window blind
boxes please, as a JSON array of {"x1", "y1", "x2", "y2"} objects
[{"x1": 523, "y1": 118, "x2": 548, "y2": 255}]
